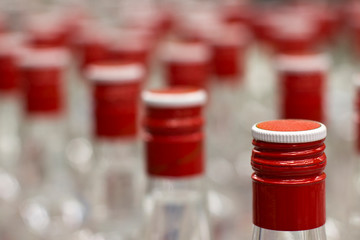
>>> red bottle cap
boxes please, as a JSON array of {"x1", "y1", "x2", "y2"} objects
[
  {"x1": 0, "y1": 33, "x2": 23, "y2": 92},
  {"x1": 269, "y1": 15, "x2": 320, "y2": 54},
  {"x1": 161, "y1": 41, "x2": 211, "y2": 89},
  {"x1": 25, "y1": 13, "x2": 70, "y2": 48},
  {"x1": 73, "y1": 22, "x2": 111, "y2": 72},
  {"x1": 250, "y1": 9, "x2": 277, "y2": 43},
  {"x1": 220, "y1": 2, "x2": 251, "y2": 25},
  {"x1": 276, "y1": 53, "x2": 329, "y2": 123},
  {"x1": 175, "y1": 8, "x2": 222, "y2": 42},
  {"x1": 106, "y1": 28, "x2": 154, "y2": 69},
  {"x1": 19, "y1": 47, "x2": 68, "y2": 114},
  {"x1": 143, "y1": 87, "x2": 207, "y2": 177},
  {"x1": 121, "y1": 6, "x2": 169, "y2": 37},
  {"x1": 251, "y1": 119, "x2": 327, "y2": 231},
  {"x1": 87, "y1": 61, "x2": 145, "y2": 139},
  {"x1": 211, "y1": 24, "x2": 249, "y2": 80}
]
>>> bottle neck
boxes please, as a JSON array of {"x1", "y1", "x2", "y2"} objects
[
  {"x1": 252, "y1": 139, "x2": 326, "y2": 231},
  {"x1": 20, "y1": 114, "x2": 69, "y2": 192},
  {"x1": 252, "y1": 225, "x2": 326, "y2": 240},
  {"x1": 94, "y1": 138, "x2": 138, "y2": 163},
  {"x1": 148, "y1": 175, "x2": 205, "y2": 194},
  {"x1": 24, "y1": 114, "x2": 65, "y2": 144}
]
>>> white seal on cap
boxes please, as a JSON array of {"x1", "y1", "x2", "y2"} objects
[
  {"x1": 86, "y1": 63, "x2": 145, "y2": 83},
  {"x1": 19, "y1": 47, "x2": 69, "y2": 68},
  {"x1": 143, "y1": 89, "x2": 207, "y2": 108},
  {"x1": 252, "y1": 120, "x2": 327, "y2": 143},
  {"x1": 161, "y1": 41, "x2": 211, "y2": 63},
  {"x1": 276, "y1": 53, "x2": 330, "y2": 73}
]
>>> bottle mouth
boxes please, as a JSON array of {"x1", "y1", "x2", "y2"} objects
[
  {"x1": 143, "y1": 87, "x2": 207, "y2": 108},
  {"x1": 252, "y1": 119, "x2": 326, "y2": 144},
  {"x1": 86, "y1": 60, "x2": 145, "y2": 83},
  {"x1": 275, "y1": 53, "x2": 330, "y2": 73},
  {"x1": 251, "y1": 119, "x2": 326, "y2": 179},
  {"x1": 18, "y1": 47, "x2": 69, "y2": 69}
]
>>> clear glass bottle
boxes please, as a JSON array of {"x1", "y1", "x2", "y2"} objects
[
  {"x1": 75, "y1": 61, "x2": 145, "y2": 240},
  {"x1": 141, "y1": 88, "x2": 211, "y2": 240},
  {"x1": 17, "y1": 47, "x2": 84, "y2": 239},
  {"x1": 0, "y1": 33, "x2": 23, "y2": 173},
  {"x1": 68, "y1": 21, "x2": 111, "y2": 139},
  {"x1": 250, "y1": 119, "x2": 327, "y2": 240}
]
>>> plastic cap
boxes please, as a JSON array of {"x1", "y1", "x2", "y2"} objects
[
  {"x1": 161, "y1": 41, "x2": 211, "y2": 63},
  {"x1": 86, "y1": 61, "x2": 145, "y2": 83},
  {"x1": 276, "y1": 54, "x2": 330, "y2": 73},
  {"x1": 19, "y1": 47, "x2": 69, "y2": 68},
  {"x1": 143, "y1": 87, "x2": 207, "y2": 108},
  {"x1": 252, "y1": 119, "x2": 326, "y2": 143}
]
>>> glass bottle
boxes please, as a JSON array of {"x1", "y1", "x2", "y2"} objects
[
  {"x1": 17, "y1": 46, "x2": 84, "y2": 239},
  {"x1": 251, "y1": 119, "x2": 327, "y2": 240},
  {"x1": 74, "y1": 61, "x2": 145, "y2": 240},
  {"x1": 141, "y1": 88, "x2": 211, "y2": 240},
  {"x1": 0, "y1": 33, "x2": 23, "y2": 173},
  {"x1": 68, "y1": 20, "x2": 111, "y2": 139}
]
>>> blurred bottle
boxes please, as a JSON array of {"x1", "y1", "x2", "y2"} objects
[
  {"x1": 75, "y1": 61, "x2": 145, "y2": 240},
  {"x1": 346, "y1": 1, "x2": 360, "y2": 58},
  {"x1": 275, "y1": 53, "x2": 329, "y2": 123},
  {"x1": 106, "y1": 28, "x2": 155, "y2": 73},
  {"x1": 206, "y1": 23, "x2": 252, "y2": 240},
  {"x1": 211, "y1": 23, "x2": 249, "y2": 83},
  {"x1": 207, "y1": 23, "x2": 250, "y2": 160},
  {"x1": 69, "y1": 20, "x2": 111, "y2": 138},
  {"x1": 348, "y1": 77, "x2": 360, "y2": 239},
  {"x1": 17, "y1": 47, "x2": 83, "y2": 239},
  {"x1": 141, "y1": 88, "x2": 211, "y2": 240},
  {"x1": 251, "y1": 119, "x2": 327, "y2": 240},
  {"x1": 161, "y1": 41, "x2": 211, "y2": 90},
  {"x1": 25, "y1": 12, "x2": 71, "y2": 48},
  {"x1": 0, "y1": 33, "x2": 23, "y2": 172},
  {"x1": 0, "y1": 34, "x2": 23, "y2": 240}
]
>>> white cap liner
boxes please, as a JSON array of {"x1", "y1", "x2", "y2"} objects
[
  {"x1": 19, "y1": 47, "x2": 69, "y2": 68},
  {"x1": 143, "y1": 89, "x2": 207, "y2": 108},
  {"x1": 252, "y1": 121, "x2": 327, "y2": 143},
  {"x1": 86, "y1": 63, "x2": 145, "y2": 83},
  {"x1": 161, "y1": 42, "x2": 211, "y2": 63},
  {"x1": 276, "y1": 54, "x2": 330, "y2": 73}
]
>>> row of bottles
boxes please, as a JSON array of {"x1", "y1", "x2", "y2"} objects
[{"x1": 0, "y1": 0, "x2": 359, "y2": 240}]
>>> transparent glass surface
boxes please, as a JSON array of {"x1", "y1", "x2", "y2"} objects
[
  {"x1": 141, "y1": 176, "x2": 211, "y2": 240},
  {"x1": 252, "y1": 225, "x2": 327, "y2": 240},
  {"x1": 18, "y1": 115, "x2": 84, "y2": 239},
  {"x1": 0, "y1": 93, "x2": 21, "y2": 172},
  {"x1": 75, "y1": 139, "x2": 144, "y2": 240}
]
